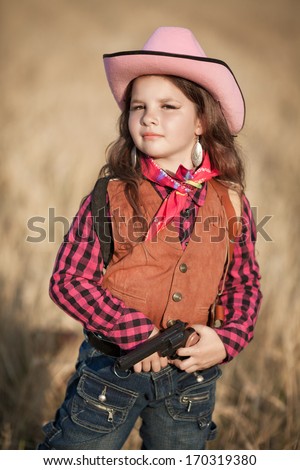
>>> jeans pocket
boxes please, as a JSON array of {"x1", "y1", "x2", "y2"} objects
[
  {"x1": 166, "y1": 367, "x2": 221, "y2": 424},
  {"x1": 70, "y1": 370, "x2": 139, "y2": 433}
]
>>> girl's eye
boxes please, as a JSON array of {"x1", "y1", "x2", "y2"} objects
[
  {"x1": 130, "y1": 105, "x2": 144, "y2": 111},
  {"x1": 162, "y1": 104, "x2": 177, "y2": 110}
]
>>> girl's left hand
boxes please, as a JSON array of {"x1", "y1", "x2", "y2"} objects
[{"x1": 169, "y1": 324, "x2": 227, "y2": 373}]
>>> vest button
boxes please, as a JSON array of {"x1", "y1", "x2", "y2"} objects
[
  {"x1": 172, "y1": 292, "x2": 182, "y2": 302},
  {"x1": 179, "y1": 263, "x2": 188, "y2": 273}
]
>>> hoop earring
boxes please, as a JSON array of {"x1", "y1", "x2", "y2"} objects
[
  {"x1": 191, "y1": 136, "x2": 203, "y2": 167},
  {"x1": 131, "y1": 146, "x2": 137, "y2": 168}
]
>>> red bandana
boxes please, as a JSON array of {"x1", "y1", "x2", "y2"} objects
[{"x1": 140, "y1": 152, "x2": 219, "y2": 240}]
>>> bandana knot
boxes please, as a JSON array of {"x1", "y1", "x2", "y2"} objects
[{"x1": 140, "y1": 152, "x2": 219, "y2": 240}]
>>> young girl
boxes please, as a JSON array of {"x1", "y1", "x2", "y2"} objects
[{"x1": 38, "y1": 27, "x2": 262, "y2": 450}]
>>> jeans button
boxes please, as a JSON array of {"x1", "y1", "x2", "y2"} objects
[{"x1": 198, "y1": 418, "x2": 208, "y2": 429}]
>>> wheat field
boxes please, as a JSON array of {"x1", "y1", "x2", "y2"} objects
[{"x1": 0, "y1": 0, "x2": 299, "y2": 450}]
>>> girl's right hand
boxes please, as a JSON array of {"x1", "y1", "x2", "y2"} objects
[
  {"x1": 133, "y1": 327, "x2": 169, "y2": 373},
  {"x1": 133, "y1": 351, "x2": 169, "y2": 373}
]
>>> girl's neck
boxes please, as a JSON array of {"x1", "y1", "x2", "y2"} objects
[{"x1": 152, "y1": 156, "x2": 194, "y2": 174}]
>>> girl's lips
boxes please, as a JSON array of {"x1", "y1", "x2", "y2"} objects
[{"x1": 142, "y1": 133, "x2": 163, "y2": 140}]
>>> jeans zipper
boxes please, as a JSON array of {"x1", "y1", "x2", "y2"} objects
[
  {"x1": 84, "y1": 398, "x2": 115, "y2": 422},
  {"x1": 181, "y1": 392, "x2": 210, "y2": 412}
]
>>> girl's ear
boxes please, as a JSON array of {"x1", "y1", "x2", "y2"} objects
[{"x1": 195, "y1": 119, "x2": 203, "y2": 136}]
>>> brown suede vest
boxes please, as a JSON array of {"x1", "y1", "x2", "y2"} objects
[{"x1": 102, "y1": 179, "x2": 229, "y2": 329}]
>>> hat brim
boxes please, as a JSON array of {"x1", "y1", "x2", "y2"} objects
[{"x1": 103, "y1": 50, "x2": 245, "y2": 134}]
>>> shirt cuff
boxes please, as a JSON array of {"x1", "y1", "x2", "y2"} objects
[
  {"x1": 108, "y1": 310, "x2": 154, "y2": 350},
  {"x1": 215, "y1": 325, "x2": 249, "y2": 363}
]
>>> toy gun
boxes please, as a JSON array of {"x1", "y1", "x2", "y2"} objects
[{"x1": 115, "y1": 320, "x2": 200, "y2": 371}]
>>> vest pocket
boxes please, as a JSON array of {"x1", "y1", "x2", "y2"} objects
[
  {"x1": 109, "y1": 286, "x2": 147, "y2": 311},
  {"x1": 71, "y1": 370, "x2": 138, "y2": 433},
  {"x1": 186, "y1": 306, "x2": 211, "y2": 326}
]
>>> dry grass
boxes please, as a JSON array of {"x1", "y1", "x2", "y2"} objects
[{"x1": 0, "y1": 0, "x2": 299, "y2": 450}]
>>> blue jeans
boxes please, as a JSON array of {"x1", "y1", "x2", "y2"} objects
[{"x1": 38, "y1": 339, "x2": 221, "y2": 450}]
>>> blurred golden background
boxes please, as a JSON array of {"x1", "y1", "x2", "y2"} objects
[{"x1": 0, "y1": 0, "x2": 299, "y2": 449}]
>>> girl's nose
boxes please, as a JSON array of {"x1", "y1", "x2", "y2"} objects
[{"x1": 141, "y1": 109, "x2": 159, "y2": 126}]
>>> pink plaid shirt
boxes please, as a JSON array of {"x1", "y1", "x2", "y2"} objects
[{"x1": 49, "y1": 179, "x2": 262, "y2": 362}]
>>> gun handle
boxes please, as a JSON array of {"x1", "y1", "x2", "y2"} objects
[
  {"x1": 185, "y1": 329, "x2": 200, "y2": 347},
  {"x1": 169, "y1": 328, "x2": 200, "y2": 360}
]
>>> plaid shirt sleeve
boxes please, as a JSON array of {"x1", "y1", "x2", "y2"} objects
[
  {"x1": 49, "y1": 194, "x2": 154, "y2": 350},
  {"x1": 215, "y1": 194, "x2": 263, "y2": 362}
]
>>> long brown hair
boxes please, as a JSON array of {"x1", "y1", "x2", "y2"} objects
[{"x1": 100, "y1": 75, "x2": 245, "y2": 215}]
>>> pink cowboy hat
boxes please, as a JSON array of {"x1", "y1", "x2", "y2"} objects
[{"x1": 103, "y1": 27, "x2": 245, "y2": 134}]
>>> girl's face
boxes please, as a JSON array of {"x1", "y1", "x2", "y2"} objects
[{"x1": 128, "y1": 75, "x2": 202, "y2": 172}]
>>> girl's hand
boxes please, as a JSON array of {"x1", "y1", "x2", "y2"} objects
[
  {"x1": 133, "y1": 351, "x2": 169, "y2": 373},
  {"x1": 169, "y1": 324, "x2": 227, "y2": 373},
  {"x1": 133, "y1": 327, "x2": 169, "y2": 373}
]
